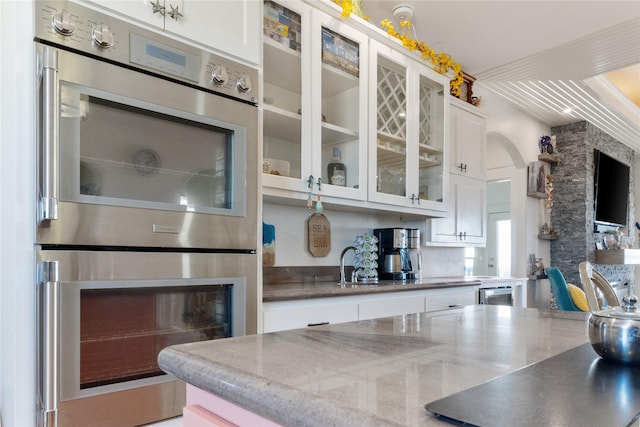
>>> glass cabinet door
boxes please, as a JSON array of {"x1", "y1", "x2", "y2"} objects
[
  {"x1": 314, "y1": 19, "x2": 368, "y2": 199},
  {"x1": 415, "y1": 65, "x2": 447, "y2": 206},
  {"x1": 369, "y1": 40, "x2": 449, "y2": 212},
  {"x1": 369, "y1": 41, "x2": 410, "y2": 205},
  {"x1": 262, "y1": 5, "x2": 368, "y2": 200},
  {"x1": 262, "y1": 0, "x2": 310, "y2": 192}
]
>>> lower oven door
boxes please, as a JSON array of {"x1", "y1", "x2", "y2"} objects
[
  {"x1": 36, "y1": 249, "x2": 255, "y2": 427},
  {"x1": 479, "y1": 286, "x2": 514, "y2": 306}
]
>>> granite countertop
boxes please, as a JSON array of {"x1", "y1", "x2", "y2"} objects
[
  {"x1": 159, "y1": 306, "x2": 591, "y2": 426},
  {"x1": 263, "y1": 276, "x2": 484, "y2": 302},
  {"x1": 263, "y1": 275, "x2": 528, "y2": 302}
]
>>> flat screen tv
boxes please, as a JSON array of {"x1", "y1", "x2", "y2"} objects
[{"x1": 594, "y1": 149, "x2": 630, "y2": 229}]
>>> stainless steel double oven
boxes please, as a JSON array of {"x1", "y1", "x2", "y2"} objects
[{"x1": 35, "y1": 2, "x2": 259, "y2": 425}]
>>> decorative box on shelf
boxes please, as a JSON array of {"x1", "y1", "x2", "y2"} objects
[
  {"x1": 321, "y1": 27, "x2": 359, "y2": 77},
  {"x1": 263, "y1": 1, "x2": 302, "y2": 53}
]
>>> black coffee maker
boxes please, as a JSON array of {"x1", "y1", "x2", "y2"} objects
[{"x1": 374, "y1": 228, "x2": 412, "y2": 280}]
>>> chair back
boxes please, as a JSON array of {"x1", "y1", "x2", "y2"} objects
[
  {"x1": 546, "y1": 267, "x2": 582, "y2": 311},
  {"x1": 578, "y1": 261, "x2": 620, "y2": 311}
]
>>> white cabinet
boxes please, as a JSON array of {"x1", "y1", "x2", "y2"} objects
[
  {"x1": 262, "y1": 1, "x2": 369, "y2": 201},
  {"x1": 424, "y1": 286, "x2": 477, "y2": 311},
  {"x1": 428, "y1": 174, "x2": 486, "y2": 245},
  {"x1": 263, "y1": 297, "x2": 359, "y2": 333},
  {"x1": 83, "y1": 0, "x2": 166, "y2": 29},
  {"x1": 427, "y1": 99, "x2": 486, "y2": 246},
  {"x1": 358, "y1": 292, "x2": 426, "y2": 320},
  {"x1": 165, "y1": 0, "x2": 260, "y2": 64},
  {"x1": 368, "y1": 39, "x2": 450, "y2": 213},
  {"x1": 81, "y1": 0, "x2": 260, "y2": 64},
  {"x1": 449, "y1": 99, "x2": 486, "y2": 179},
  {"x1": 263, "y1": 286, "x2": 477, "y2": 332},
  {"x1": 262, "y1": 2, "x2": 450, "y2": 217}
]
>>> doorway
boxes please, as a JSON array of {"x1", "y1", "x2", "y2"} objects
[
  {"x1": 475, "y1": 179, "x2": 511, "y2": 276},
  {"x1": 487, "y1": 211, "x2": 511, "y2": 276},
  {"x1": 481, "y1": 130, "x2": 528, "y2": 278}
]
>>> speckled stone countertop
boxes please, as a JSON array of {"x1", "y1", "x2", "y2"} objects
[
  {"x1": 158, "y1": 306, "x2": 590, "y2": 426},
  {"x1": 263, "y1": 276, "x2": 485, "y2": 302}
]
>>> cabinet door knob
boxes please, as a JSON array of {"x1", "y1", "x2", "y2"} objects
[
  {"x1": 150, "y1": 0, "x2": 165, "y2": 16},
  {"x1": 168, "y1": 3, "x2": 183, "y2": 20},
  {"x1": 459, "y1": 163, "x2": 467, "y2": 173}
]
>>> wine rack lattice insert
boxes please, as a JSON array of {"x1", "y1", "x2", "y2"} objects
[
  {"x1": 419, "y1": 82, "x2": 433, "y2": 147},
  {"x1": 377, "y1": 64, "x2": 406, "y2": 140}
]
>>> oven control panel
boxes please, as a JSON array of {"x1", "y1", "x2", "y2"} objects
[{"x1": 35, "y1": 1, "x2": 258, "y2": 105}]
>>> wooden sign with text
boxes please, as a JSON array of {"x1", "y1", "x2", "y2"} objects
[{"x1": 307, "y1": 213, "x2": 331, "y2": 257}]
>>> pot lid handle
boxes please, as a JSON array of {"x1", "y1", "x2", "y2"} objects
[{"x1": 622, "y1": 294, "x2": 638, "y2": 313}]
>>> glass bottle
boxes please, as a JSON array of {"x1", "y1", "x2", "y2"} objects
[{"x1": 327, "y1": 147, "x2": 346, "y2": 186}]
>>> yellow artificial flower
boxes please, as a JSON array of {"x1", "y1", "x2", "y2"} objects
[
  {"x1": 334, "y1": 0, "x2": 466, "y2": 98},
  {"x1": 333, "y1": 0, "x2": 353, "y2": 17}
]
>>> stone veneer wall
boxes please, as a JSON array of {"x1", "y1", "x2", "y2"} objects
[{"x1": 550, "y1": 121, "x2": 635, "y2": 289}]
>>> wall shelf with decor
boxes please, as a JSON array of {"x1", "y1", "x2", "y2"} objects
[
  {"x1": 537, "y1": 153, "x2": 562, "y2": 164},
  {"x1": 528, "y1": 191, "x2": 547, "y2": 199},
  {"x1": 595, "y1": 249, "x2": 640, "y2": 265},
  {"x1": 538, "y1": 233, "x2": 558, "y2": 241},
  {"x1": 528, "y1": 136, "x2": 558, "y2": 240}
]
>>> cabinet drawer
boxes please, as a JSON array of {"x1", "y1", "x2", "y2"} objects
[
  {"x1": 263, "y1": 300, "x2": 358, "y2": 333},
  {"x1": 359, "y1": 295, "x2": 425, "y2": 320},
  {"x1": 425, "y1": 288, "x2": 477, "y2": 311}
]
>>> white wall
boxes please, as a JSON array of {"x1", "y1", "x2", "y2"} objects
[
  {"x1": 263, "y1": 203, "x2": 420, "y2": 265},
  {"x1": 0, "y1": 1, "x2": 36, "y2": 425},
  {"x1": 476, "y1": 87, "x2": 552, "y2": 277}
]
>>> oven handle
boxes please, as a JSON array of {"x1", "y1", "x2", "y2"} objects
[
  {"x1": 39, "y1": 46, "x2": 59, "y2": 222},
  {"x1": 39, "y1": 261, "x2": 60, "y2": 427}
]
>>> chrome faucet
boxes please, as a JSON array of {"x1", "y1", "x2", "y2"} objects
[{"x1": 340, "y1": 246, "x2": 358, "y2": 285}]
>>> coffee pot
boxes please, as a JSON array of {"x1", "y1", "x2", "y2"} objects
[{"x1": 374, "y1": 228, "x2": 412, "y2": 280}]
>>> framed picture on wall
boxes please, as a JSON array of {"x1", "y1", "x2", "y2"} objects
[{"x1": 527, "y1": 161, "x2": 550, "y2": 198}]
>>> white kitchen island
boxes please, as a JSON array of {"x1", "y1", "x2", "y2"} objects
[{"x1": 157, "y1": 306, "x2": 611, "y2": 426}]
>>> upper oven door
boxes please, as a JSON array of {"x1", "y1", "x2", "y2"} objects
[{"x1": 36, "y1": 44, "x2": 258, "y2": 250}]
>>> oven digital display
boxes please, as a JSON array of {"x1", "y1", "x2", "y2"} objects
[
  {"x1": 146, "y1": 44, "x2": 186, "y2": 67},
  {"x1": 129, "y1": 33, "x2": 200, "y2": 82}
]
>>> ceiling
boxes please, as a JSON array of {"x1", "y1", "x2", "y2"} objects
[{"x1": 360, "y1": 1, "x2": 640, "y2": 151}]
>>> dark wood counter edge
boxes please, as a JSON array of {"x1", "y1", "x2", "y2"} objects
[{"x1": 263, "y1": 279, "x2": 482, "y2": 302}]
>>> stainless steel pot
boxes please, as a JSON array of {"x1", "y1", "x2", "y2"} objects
[{"x1": 588, "y1": 294, "x2": 640, "y2": 364}]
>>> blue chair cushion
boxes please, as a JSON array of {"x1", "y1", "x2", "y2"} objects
[{"x1": 546, "y1": 267, "x2": 582, "y2": 311}]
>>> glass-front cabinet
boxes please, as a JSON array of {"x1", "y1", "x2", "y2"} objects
[
  {"x1": 368, "y1": 40, "x2": 449, "y2": 212},
  {"x1": 262, "y1": 0, "x2": 368, "y2": 201},
  {"x1": 262, "y1": 0, "x2": 308, "y2": 187}
]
